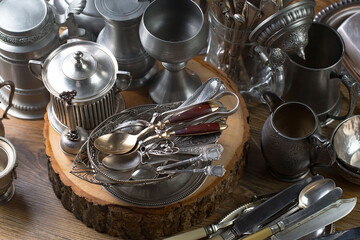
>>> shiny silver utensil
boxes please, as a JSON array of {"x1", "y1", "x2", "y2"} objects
[
  {"x1": 101, "y1": 151, "x2": 142, "y2": 171},
  {"x1": 213, "y1": 175, "x2": 324, "y2": 239},
  {"x1": 94, "y1": 101, "x2": 222, "y2": 154},
  {"x1": 156, "y1": 144, "x2": 223, "y2": 171},
  {"x1": 271, "y1": 197, "x2": 357, "y2": 240},
  {"x1": 95, "y1": 122, "x2": 227, "y2": 155},
  {"x1": 260, "y1": 178, "x2": 336, "y2": 229},
  {"x1": 130, "y1": 164, "x2": 158, "y2": 180},
  {"x1": 241, "y1": 187, "x2": 343, "y2": 240},
  {"x1": 159, "y1": 165, "x2": 226, "y2": 177}
]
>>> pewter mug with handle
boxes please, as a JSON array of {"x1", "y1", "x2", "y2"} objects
[
  {"x1": 282, "y1": 22, "x2": 358, "y2": 126},
  {"x1": 261, "y1": 92, "x2": 335, "y2": 182}
]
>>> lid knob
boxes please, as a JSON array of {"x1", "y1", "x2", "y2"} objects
[
  {"x1": 62, "y1": 50, "x2": 97, "y2": 80},
  {"x1": 74, "y1": 51, "x2": 84, "y2": 63}
]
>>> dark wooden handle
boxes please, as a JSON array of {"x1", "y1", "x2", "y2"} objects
[
  {"x1": 168, "y1": 102, "x2": 219, "y2": 124},
  {"x1": 174, "y1": 122, "x2": 227, "y2": 136}
]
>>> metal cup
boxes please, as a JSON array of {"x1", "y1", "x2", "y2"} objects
[
  {"x1": 261, "y1": 92, "x2": 335, "y2": 182},
  {"x1": 0, "y1": 137, "x2": 17, "y2": 205},
  {"x1": 282, "y1": 22, "x2": 358, "y2": 126}
]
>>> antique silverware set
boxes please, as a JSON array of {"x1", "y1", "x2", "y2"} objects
[
  {"x1": 71, "y1": 78, "x2": 241, "y2": 206},
  {"x1": 165, "y1": 176, "x2": 357, "y2": 240}
]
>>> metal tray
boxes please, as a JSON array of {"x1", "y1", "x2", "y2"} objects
[
  {"x1": 72, "y1": 102, "x2": 223, "y2": 207},
  {"x1": 315, "y1": 0, "x2": 360, "y2": 84}
]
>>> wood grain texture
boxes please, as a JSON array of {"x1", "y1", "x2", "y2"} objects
[
  {"x1": 1, "y1": 0, "x2": 359, "y2": 239},
  {"x1": 45, "y1": 58, "x2": 250, "y2": 239}
]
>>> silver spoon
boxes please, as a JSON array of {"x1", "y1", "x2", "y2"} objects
[
  {"x1": 101, "y1": 151, "x2": 142, "y2": 171},
  {"x1": 259, "y1": 178, "x2": 337, "y2": 230},
  {"x1": 130, "y1": 164, "x2": 158, "y2": 180},
  {"x1": 94, "y1": 122, "x2": 227, "y2": 155}
]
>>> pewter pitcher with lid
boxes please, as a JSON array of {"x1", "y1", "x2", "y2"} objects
[
  {"x1": 95, "y1": 0, "x2": 157, "y2": 90},
  {"x1": 0, "y1": 0, "x2": 85, "y2": 119}
]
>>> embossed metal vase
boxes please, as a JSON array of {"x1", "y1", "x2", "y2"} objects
[{"x1": 261, "y1": 92, "x2": 335, "y2": 182}]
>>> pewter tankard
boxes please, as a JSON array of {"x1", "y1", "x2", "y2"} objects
[
  {"x1": 282, "y1": 22, "x2": 358, "y2": 126},
  {"x1": 261, "y1": 92, "x2": 335, "y2": 182}
]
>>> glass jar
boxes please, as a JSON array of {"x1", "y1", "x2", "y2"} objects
[{"x1": 205, "y1": 9, "x2": 274, "y2": 102}]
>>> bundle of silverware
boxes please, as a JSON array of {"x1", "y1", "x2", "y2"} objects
[
  {"x1": 70, "y1": 78, "x2": 240, "y2": 206},
  {"x1": 71, "y1": 79, "x2": 235, "y2": 178},
  {"x1": 164, "y1": 175, "x2": 358, "y2": 240}
]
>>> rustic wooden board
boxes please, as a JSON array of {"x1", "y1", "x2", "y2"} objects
[{"x1": 44, "y1": 57, "x2": 250, "y2": 239}]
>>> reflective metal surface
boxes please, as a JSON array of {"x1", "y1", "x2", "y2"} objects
[
  {"x1": 249, "y1": 0, "x2": 316, "y2": 59},
  {"x1": 54, "y1": 0, "x2": 105, "y2": 36},
  {"x1": 315, "y1": 0, "x2": 360, "y2": 96},
  {"x1": 332, "y1": 115, "x2": 360, "y2": 173},
  {"x1": 0, "y1": 0, "x2": 60, "y2": 119},
  {"x1": 30, "y1": 41, "x2": 131, "y2": 131},
  {"x1": 0, "y1": 137, "x2": 17, "y2": 205},
  {"x1": 139, "y1": 0, "x2": 208, "y2": 103},
  {"x1": 95, "y1": 0, "x2": 157, "y2": 90}
]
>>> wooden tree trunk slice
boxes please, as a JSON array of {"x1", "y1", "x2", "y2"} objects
[{"x1": 44, "y1": 57, "x2": 250, "y2": 239}]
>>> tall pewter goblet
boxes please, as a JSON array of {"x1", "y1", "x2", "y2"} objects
[{"x1": 139, "y1": 0, "x2": 207, "y2": 104}]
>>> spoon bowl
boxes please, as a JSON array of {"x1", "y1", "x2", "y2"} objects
[
  {"x1": 130, "y1": 164, "x2": 158, "y2": 180},
  {"x1": 101, "y1": 151, "x2": 142, "y2": 171}
]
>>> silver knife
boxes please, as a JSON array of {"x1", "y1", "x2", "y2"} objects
[
  {"x1": 313, "y1": 227, "x2": 360, "y2": 240},
  {"x1": 271, "y1": 197, "x2": 357, "y2": 240},
  {"x1": 209, "y1": 175, "x2": 323, "y2": 240},
  {"x1": 241, "y1": 187, "x2": 343, "y2": 240}
]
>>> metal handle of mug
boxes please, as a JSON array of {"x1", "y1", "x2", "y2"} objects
[
  {"x1": 309, "y1": 134, "x2": 336, "y2": 175},
  {"x1": 116, "y1": 70, "x2": 132, "y2": 92},
  {"x1": 327, "y1": 71, "x2": 358, "y2": 120},
  {"x1": 261, "y1": 91, "x2": 284, "y2": 113},
  {"x1": 0, "y1": 81, "x2": 15, "y2": 120}
]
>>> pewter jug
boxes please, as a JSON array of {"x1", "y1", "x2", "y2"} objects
[
  {"x1": 0, "y1": 0, "x2": 85, "y2": 119},
  {"x1": 261, "y1": 92, "x2": 335, "y2": 182},
  {"x1": 282, "y1": 22, "x2": 358, "y2": 126},
  {"x1": 95, "y1": 0, "x2": 157, "y2": 90}
]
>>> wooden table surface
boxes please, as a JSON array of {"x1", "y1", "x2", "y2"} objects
[{"x1": 1, "y1": 0, "x2": 359, "y2": 239}]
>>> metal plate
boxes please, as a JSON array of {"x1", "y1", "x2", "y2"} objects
[
  {"x1": 84, "y1": 102, "x2": 222, "y2": 207},
  {"x1": 315, "y1": 0, "x2": 360, "y2": 85}
]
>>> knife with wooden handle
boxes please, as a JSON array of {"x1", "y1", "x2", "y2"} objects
[
  {"x1": 241, "y1": 187, "x2": 343, "y2": 240},
  {"x1": 164, "y1": 175, "x2": 323, "y2": 240}
]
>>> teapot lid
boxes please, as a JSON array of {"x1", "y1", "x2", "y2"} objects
[
  {"x1": 42, "y1": 41, "x2": 117, "y2": 101},
  {"x1": 95, "y1": 0, "x2": 149, "y2": 23},
  {"x1": 0, "y1": 0, "x2": 49, "y2": 36}
]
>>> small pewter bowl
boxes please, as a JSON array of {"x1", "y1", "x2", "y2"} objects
[{"x1": 332, "y1": 115, "x2": 360, "y2": 184}]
